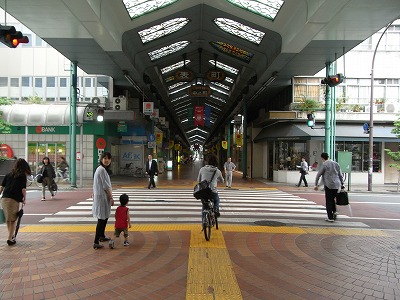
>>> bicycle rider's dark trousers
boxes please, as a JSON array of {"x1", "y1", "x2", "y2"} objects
[
  {"x1": 201, "y1": 192, "x2": 220, "y2": 211},
  {"x1": 94, "y1": 218, "x2": 108, "y2": 244},
  {"x1": 324, "y1": 186, "x2": 338, "y2": 220}
]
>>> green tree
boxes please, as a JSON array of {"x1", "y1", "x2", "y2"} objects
[{"x1": 384, "y1": 118, "x2": 400, "y2": 192}]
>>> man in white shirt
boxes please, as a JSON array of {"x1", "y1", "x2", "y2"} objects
[
  {"x1": 223, "y1": 157, "x2": 236, "y2": 188},
  {"x1": 145, "y1": 154, "x2": 158, "y2": 189}
]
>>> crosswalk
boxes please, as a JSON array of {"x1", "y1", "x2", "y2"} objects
[{"x1": 39, "y1": 188, "x2": 367, "y2": 227}]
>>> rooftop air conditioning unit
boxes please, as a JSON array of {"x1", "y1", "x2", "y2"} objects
[
  {"x1": 91, "y1": 97, "x2": 107, "y2": 105},
  {"x1": 112, "y1": 96, "x2": 127, "y2": 110},
  {"x1": 385, "y1": 103, "x2": 400, "y2": 113}
]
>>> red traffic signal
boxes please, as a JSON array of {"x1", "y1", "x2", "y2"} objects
[
  {"x1": 321, "y1": 73, "x2": 344, "y2": 87},
  {"x1": 0, "y1": 25, "x2": 29, "y2": 48}
]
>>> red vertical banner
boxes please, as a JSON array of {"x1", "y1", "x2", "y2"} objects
[{"x1": 194, "y1": 106, "x2": 204, "y2": 126}]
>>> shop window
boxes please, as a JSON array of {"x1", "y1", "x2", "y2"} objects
[
  {"x1": 275, "y1": 141, "x2": 307, "y2": 170},
  {"x1": 336, "y1": 141, "x2": 381, "y2": 172}
]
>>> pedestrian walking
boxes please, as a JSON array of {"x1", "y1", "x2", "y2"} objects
[
  {"x1": 145, "y1": 154, "x2": 158, "y2": 189},
  {"x1": 39, "y1": 157, "x2": 56, "y2": 201},
  {"x1": 223, "y1": 157, "x2": 236, "y2": 188},
  {"x1": 92, "y1": 152, "x2": 114, "y2": 249},
  {"x1": 314, "y1": 152, "x2": 345, "y2": 222},
  {"x1": 0, "y1": 158, "x2": 31, "y2": 246},
  {"x1": 296, "y1": 157, "x2": 309, "y2": 187},
  {"x1": 111, "y1": 193, "x2": 131, "y2": 248}
]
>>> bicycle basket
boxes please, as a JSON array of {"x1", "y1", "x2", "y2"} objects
[{"x1": 193, "y1": 180, "x2": 212, "y2": 199}]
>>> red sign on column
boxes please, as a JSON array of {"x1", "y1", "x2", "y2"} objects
[{"x1": 194, "y1": 106, "x2": 204, "y2": 126}]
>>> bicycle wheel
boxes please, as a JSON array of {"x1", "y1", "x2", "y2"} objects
[
  {"x1": 26, "y1": 175, "x2": 34, "y2": 187},
  {"x1": 54, "y1": 172, "x2": 62, "y2": 183},
  {"x1": 203, "y1": 212, "x2": 211, "y2": 241}
]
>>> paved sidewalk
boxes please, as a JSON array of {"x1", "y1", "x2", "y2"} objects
[{"x1": 9, "y1": 165, "x2": 398, "y2": 299}]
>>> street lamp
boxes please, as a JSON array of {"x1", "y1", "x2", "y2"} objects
[{"x1": 368, "y1": 21, "x2": 393, "y2": 191}]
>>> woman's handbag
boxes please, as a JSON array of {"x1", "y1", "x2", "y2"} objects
[
  {"x1": 50, "y1": 180, "x2": 58, "y2": 192},
  {"x1": 193, "y1": 170, "x2": 217, "y2": 199},
  {"x1": 37, "y1": 174, "x2": 43, "y2": 183},
  {"x1": 336, "y1": 190, "x2": 349, "y2": 205}
]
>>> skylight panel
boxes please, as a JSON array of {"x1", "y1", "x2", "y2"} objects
[
  {"x1": 211, "y1": 82, "x2": 230, "y2": 91},
  {"x1": 209, "y1": 60, "x2": 239, "y2": 75},
  {"x1": 225, "y1": 0, "x2": 284, "y2": 21},
  {"x1": 168, "y1": 82, "x2": 186, "y2": 90},
  {"x1": 123, "y1": 0, "x2": 179, "y2": 19},
  {"x1": 148, "y1": 41, "x2": 190, "y2": 61},
  {"x1": 210, "y1": 94, "x2": 226, "y2": 103},
  {"x1": 161, "y1": 60, "x2": 191, "y2": 74},
  {"x1": 138, "y1": 18, "x2": 190, "y2": 43},
  {"x1": 171, "y1": 94, "x2": 189, "y2": 103},
  {"x1": 214, "y1": 18, "x2": 265, "y2": 44}
]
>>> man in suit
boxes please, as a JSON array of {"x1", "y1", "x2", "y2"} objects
[{"x1": 145, "y1": 154, "x2": 158, "y2": 189}]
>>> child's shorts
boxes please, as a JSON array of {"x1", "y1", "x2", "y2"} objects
[{"x1": 114, "y1": 228, "x2": 129, "y2": 238}]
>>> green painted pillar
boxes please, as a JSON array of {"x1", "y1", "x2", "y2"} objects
[
  {"x1": 227, "y1": 123, "x2": 231, "y2": 158},
  {"x1": 242, "y1": 99, "x2": 247, "y2": 178},
  {"x1": 70, "y1": 61, "x2": 77, "y2": 188},
  {"x1": 324, "y1": 62, "x2": 333, "y2": 158}
]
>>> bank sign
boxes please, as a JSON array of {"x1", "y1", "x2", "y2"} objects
[{"x1": 28, "y1": 126, "x2": 69, "y2": 134}]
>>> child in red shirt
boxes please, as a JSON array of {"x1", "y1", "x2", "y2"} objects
[{"x1": 110, "y1": 193, "x2": 131, "y2": 248}]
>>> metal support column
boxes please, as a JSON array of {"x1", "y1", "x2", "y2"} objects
[
  {"x1": 70, "y1": 61, "x2": 77, "y2": 188},
  {"x1": 242, "y1": 99, "x2": 247, "y2": 178},
  {"x1": 227, "y1": 123, "x2": 231, "y2": 158},
  {"x1": 324, "y1": 62, "x2": 334, "y2": 158}
]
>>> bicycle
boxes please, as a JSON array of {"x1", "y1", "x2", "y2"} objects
[
  {"x1": 201, "y1": 198, "x2": 219, "y2": 241},
  {"x1": 27, "y1": 173, "x2": 43, "y2": 187},
  {"x1": 133, "y1": 166, "x2": 145, "y2": 178},
  {"x1": 55, "y1": 167, "x2": 70, "y2": 183}
]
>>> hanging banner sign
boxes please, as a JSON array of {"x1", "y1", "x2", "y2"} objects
[
  {"x1": 188, "y1": 85, "x2": 212, "y2": 97},
  {"x1": 175, "y1": 69, "x2": 194, "y2": 82},
  {"x1": 206, "y1": 69, "x2": 226, "y2": 82},
  {"x1": 174, "y1": 143, "x2": 181, "y2": 151},
  {"x1": 143, "y1": 102, "x2": 154, "y2": 115},
  {"x1": 194, "y1": 106, "x2": 204, "y2": 126},
  {"x1": 155, "y1": 132, "x2": 163, "y2": 145},
  {"x1": 235, "y1": 133, "x2": 243, "y2": 146},
  {"x1": 159, "y1": 117, "x2": 166, "y2": 125},
  {"x1": 151, "y1": 108, "x2": 159, "y2": 119},
  {"x1": 169, "y1": 140, "x2": 174, "y2": 149},
  {"x1": 222, "y1": 141, "x2": 227, "y2": 149}
]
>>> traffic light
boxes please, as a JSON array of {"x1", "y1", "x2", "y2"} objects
[
  {"x1": 307, "y1": 113, "x2": 315, "y2": 127},
  {"x1": 321, "y1": 73, "x2": 344, "y2": 87},
  {"x1": 0, "y1": 25, "x2": 29, "y2": 48}
]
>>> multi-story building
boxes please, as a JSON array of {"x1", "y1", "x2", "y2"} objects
[{"x1": 251, "y1": 20, "x2": 400, "y2": 185}]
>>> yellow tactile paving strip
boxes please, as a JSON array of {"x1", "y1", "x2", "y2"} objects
[
  {"x1": 187, "y1": 230, "x2": 242, "y2": 299},
  {"x1": 19, "y1": 224, "x2": 390, "y2": 237}
]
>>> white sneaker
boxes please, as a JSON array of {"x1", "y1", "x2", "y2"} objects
[{"x1": 325, "y1": 218, "x2": 334, "y2": 222}]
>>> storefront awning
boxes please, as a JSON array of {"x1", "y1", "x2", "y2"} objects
[
  {"x1": 0, "y1": 104, "x2": 86, "y2": 126},
  {"x1": 254, "y1": 122, "x2": 399, "y2": 143}
]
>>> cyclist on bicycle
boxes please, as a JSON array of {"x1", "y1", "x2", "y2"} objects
[
  {"x1": 57, "y1": 156, "x2": 69, "y2": 178},
  {"x1": 197, "y1": 154, "x2": 224, "y2": 217}
]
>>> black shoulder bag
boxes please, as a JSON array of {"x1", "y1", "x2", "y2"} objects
[{"x1": 193, "y1": 170, "x2": 217, "y2": 199}]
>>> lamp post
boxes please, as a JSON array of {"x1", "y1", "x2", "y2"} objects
[{"x1": 368, "y1": 21, "x2": 393, "y2": 191}]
